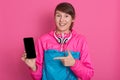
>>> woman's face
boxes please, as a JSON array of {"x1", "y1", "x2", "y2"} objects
[{"x1": 55, "y1": 10, "x2": 74, "y2": 33}]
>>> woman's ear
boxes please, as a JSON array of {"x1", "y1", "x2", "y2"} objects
[{"x1": 72, "y1": 19, "x2": 74, "y2": 22}]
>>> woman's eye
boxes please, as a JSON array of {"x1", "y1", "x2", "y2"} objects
[
  {"x1": 56, "y1": 14, "x2": 61, "y2": 17},
  {"x1": 65, "y1": 15, "x2": 69, "y2": 18}
]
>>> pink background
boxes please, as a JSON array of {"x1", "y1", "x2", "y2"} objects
[{"x1": 0, "y1": 0, "x2": 120, "y2": 80}]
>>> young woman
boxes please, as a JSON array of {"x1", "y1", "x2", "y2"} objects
[{"x1": 21, "y1": 2, "x2": 94, "y2": 80}]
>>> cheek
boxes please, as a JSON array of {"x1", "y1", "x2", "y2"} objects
[
  {"x1": 55, "y1": 19, "x2": 59, "y2": 26},
  {"x1": 66, "y1": 18, "x2": 72, "y2": 24},
  {"x1": 66, "y1": 17, "x2": 72, "y2": 22},
  {"x1": 55, "y1": 17, "x2": 60, "y2": 22},
  {"x1": 66, "y1": 20, "x2": 72, "y2": 25}
]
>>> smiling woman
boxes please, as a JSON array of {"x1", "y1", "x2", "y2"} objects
[
  {"x1": 54, "y1": 2, "x2": 75, "y2": 32},
  {"x1": 21, "y1": 2, "x2": 94, "y2": 80},
  {"x1": 55, "y1": 10, "x2": 73, "y2": 33}
]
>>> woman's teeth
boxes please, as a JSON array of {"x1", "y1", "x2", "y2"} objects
[{"x1": 59, "y1": 23, "x2": 66, "y2": 26}]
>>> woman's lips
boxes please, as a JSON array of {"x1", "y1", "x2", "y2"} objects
[{"x1": 59, "y1": 23, "x2": 67, "y2": 26}]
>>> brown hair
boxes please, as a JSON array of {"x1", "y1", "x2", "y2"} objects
[{"x1": 54, "y1": 2, "x2": 75, "y2": 30}]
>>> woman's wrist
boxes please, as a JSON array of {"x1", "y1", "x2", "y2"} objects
[{"x1": 31, "y1": 65, "x2": 37, "y2": 71}]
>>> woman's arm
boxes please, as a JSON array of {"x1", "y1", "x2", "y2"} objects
[
  {"x1": 70, "y1": 38, "x2": 94, "y2": 80},
  {"x1": 30, "y1": 39, "x2": 44, "y2": 80}
]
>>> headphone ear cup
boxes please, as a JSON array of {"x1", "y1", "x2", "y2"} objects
[
  {"x1": 58, "y1": 38, "x2": 62, "y2": 44},
  {"x1": 63, "y1": 38, "x2": 68, "y2": 44}
]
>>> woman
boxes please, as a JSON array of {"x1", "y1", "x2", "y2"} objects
[{"x1": 21, "y1": 2, "x2": 94, "y2": 80}]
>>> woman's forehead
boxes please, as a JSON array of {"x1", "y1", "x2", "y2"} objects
[{"x1": 55, "y1": 10, "x2": 69, "y2": 15}]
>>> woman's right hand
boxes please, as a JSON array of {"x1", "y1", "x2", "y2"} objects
[{"x1": 21, "y1": 52, "x2": 37, "y2": 71}]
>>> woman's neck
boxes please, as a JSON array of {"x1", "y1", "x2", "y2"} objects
[{"x1": 56, "y1": 29, "x2": 71, "y2": 34}]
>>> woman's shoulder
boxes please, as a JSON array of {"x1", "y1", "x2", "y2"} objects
[
  {"x1": 72, "y1": 30, "x2": 86, "y2": 40},
  {"x1": 37, "y1": 30, "x2": 54, "y2": 42}
]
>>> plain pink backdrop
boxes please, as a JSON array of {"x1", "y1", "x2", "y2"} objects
[{"x1": 0, "y1": 0, "x2": 120, "y2": 80}]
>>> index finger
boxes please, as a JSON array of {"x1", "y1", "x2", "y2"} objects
[{"x1": 54, "y1": 57, "x2": 66, "y2": 60}]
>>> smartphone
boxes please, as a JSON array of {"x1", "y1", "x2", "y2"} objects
[{"x1": 23, "y1": 37, "x2": 36, "y2": 59}]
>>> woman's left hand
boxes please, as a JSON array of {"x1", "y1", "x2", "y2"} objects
[{"x1": 54, "y1": 50, "x2": 75, "y2": 66}]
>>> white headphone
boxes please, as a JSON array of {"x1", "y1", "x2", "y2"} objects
[{"x1": 54, "y1": 31, "x2": 72, "y2": 44}]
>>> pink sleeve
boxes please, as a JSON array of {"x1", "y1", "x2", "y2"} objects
[
  {"x1": 70, "y1": 38, "x2": 94, "y2": 80},
  {"x1": 30, "y1": 39, "x2": 44, "y2": 80}
]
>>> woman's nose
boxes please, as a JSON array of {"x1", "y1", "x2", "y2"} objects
[{"x1": 60, "y1": 17, "x2": 65, "y2": 22}]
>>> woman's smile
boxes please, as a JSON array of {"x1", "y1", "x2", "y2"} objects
[{"x1": 59, "y1": 23, "x2": 67, "y2": 26}]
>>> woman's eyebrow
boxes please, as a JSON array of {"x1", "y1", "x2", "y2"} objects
[{"x1": 56, "y1": 12, "x2": 60, "y2": 14}]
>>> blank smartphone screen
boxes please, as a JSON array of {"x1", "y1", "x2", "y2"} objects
[{"x1": 23, "y1": 37, "x2": 36, "y2": 59}]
